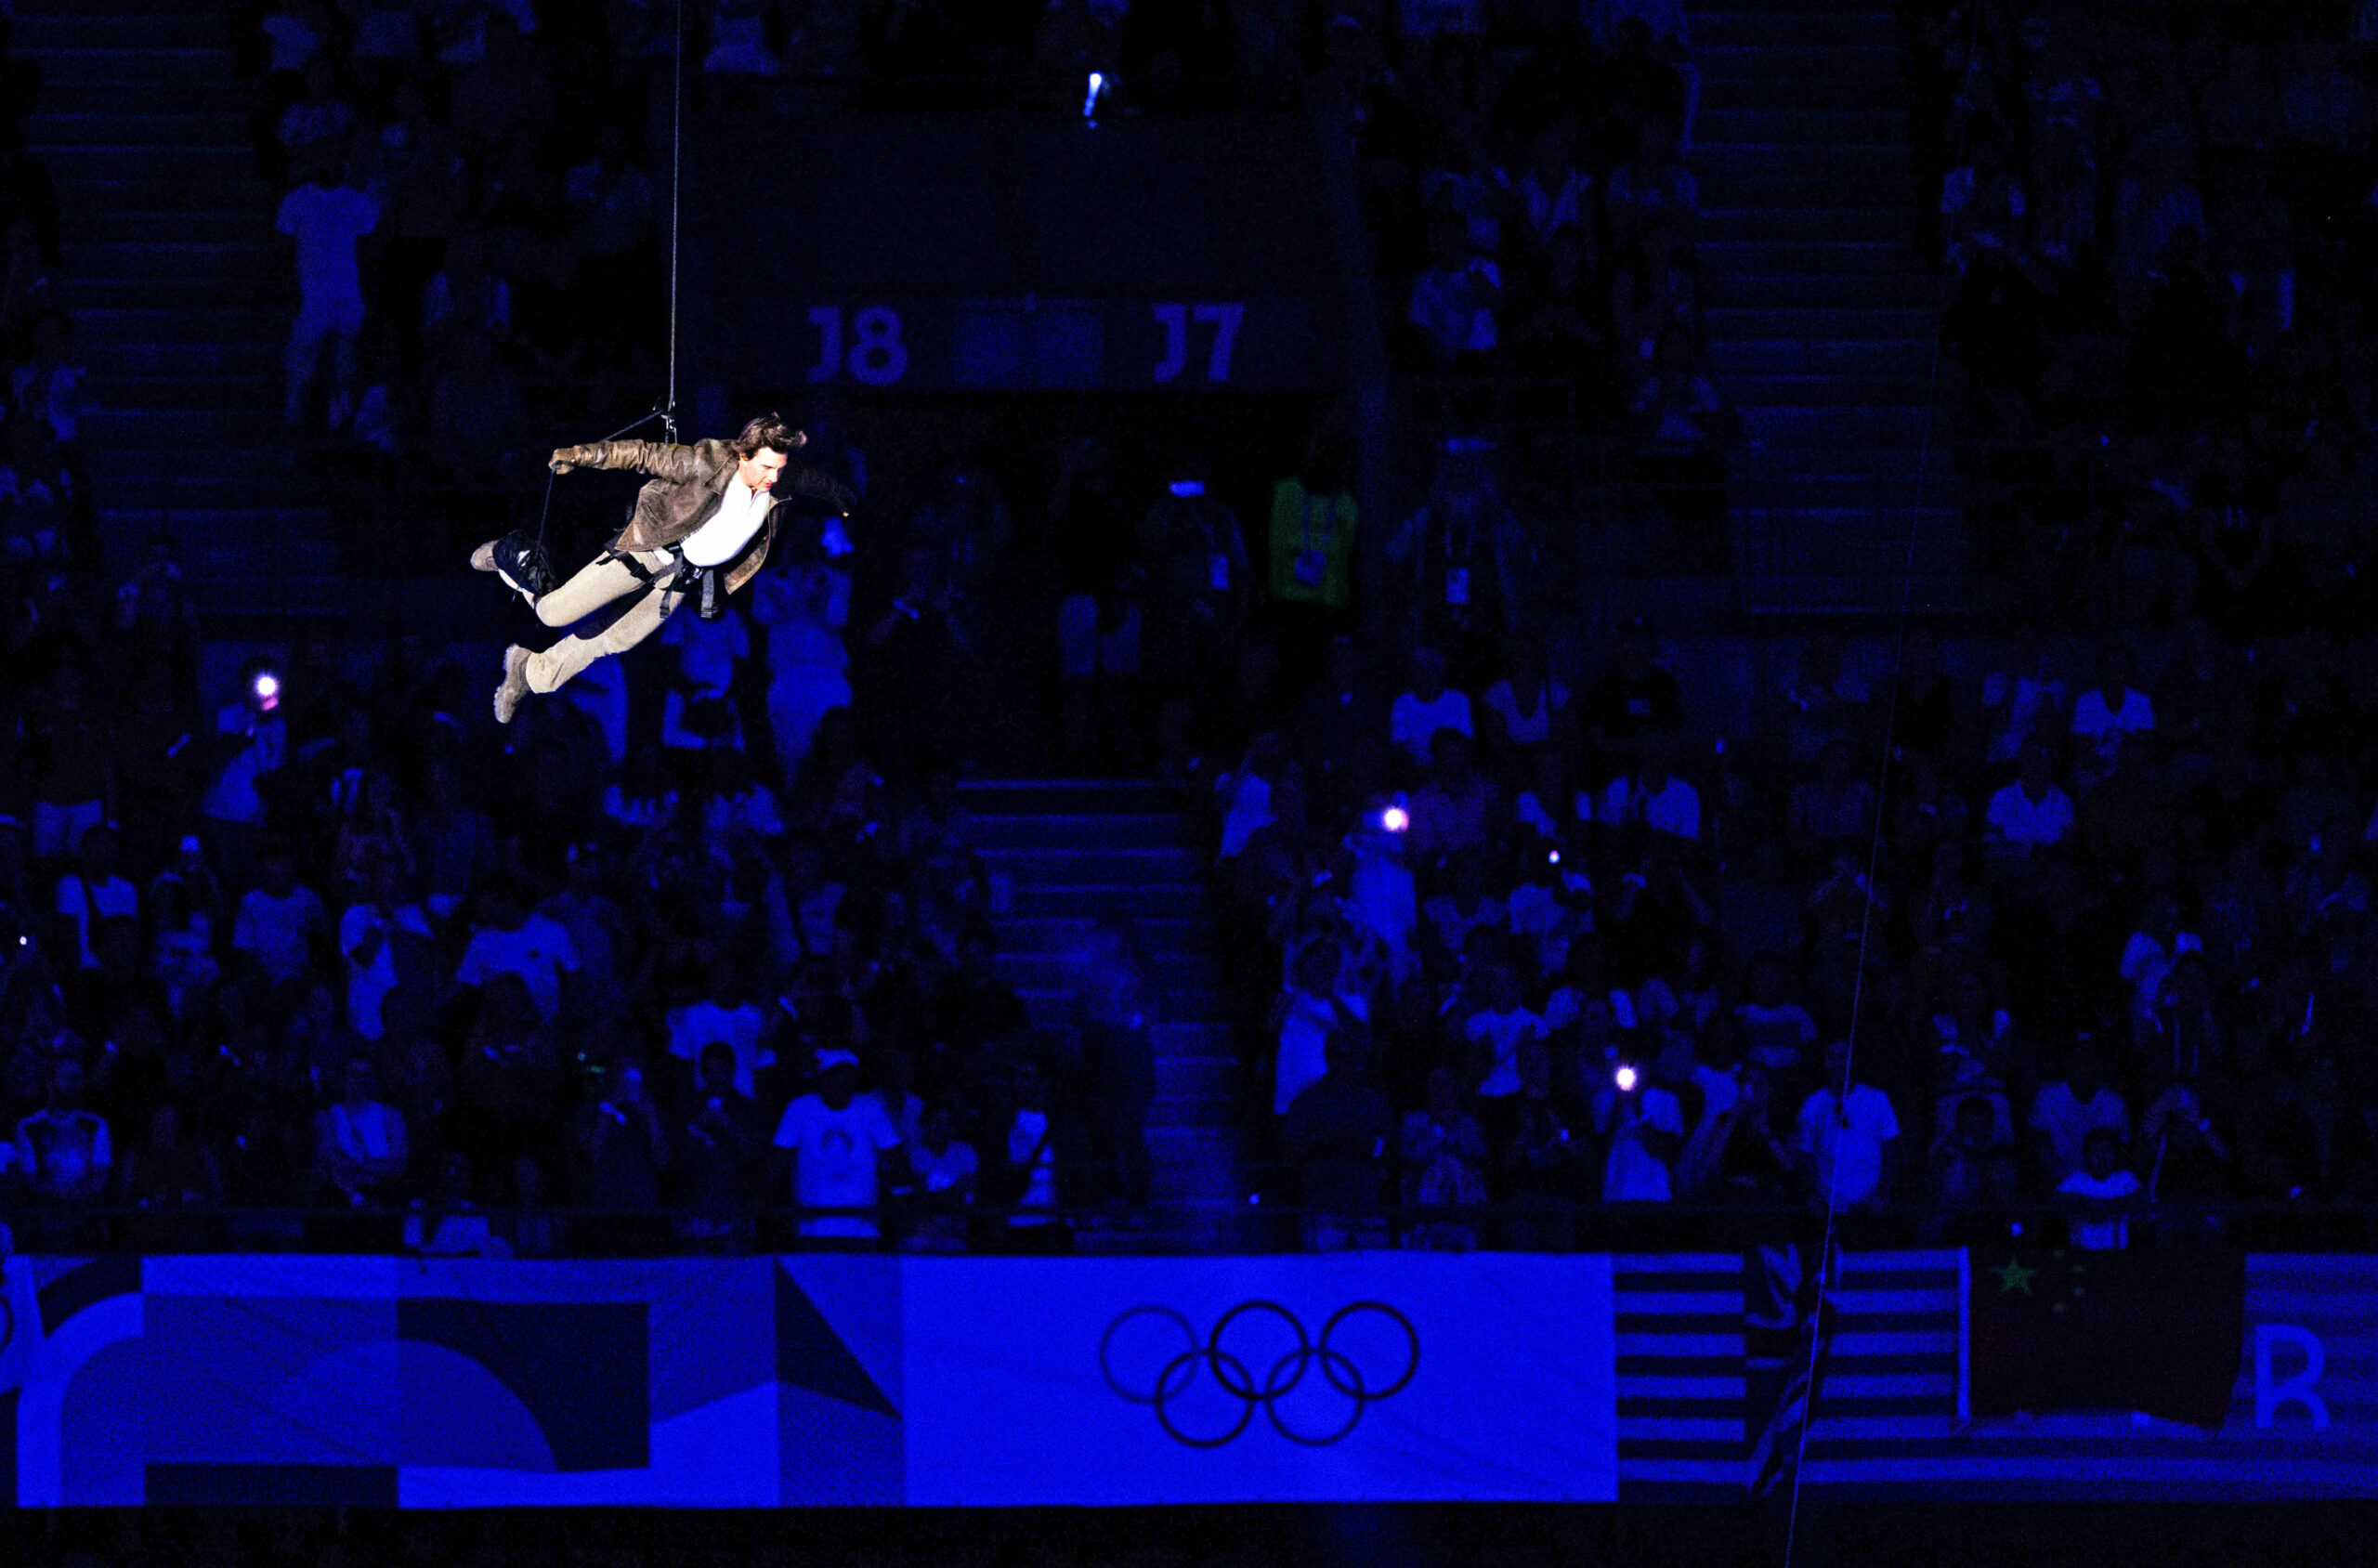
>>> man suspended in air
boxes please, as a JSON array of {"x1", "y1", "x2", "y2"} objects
[{"x1": 476, "y1": 412, "x2": 856, "y2": 724}]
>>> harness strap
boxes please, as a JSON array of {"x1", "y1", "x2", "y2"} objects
[{"x1": 605, "y1": 542, "x2": 700, "y2": 603}]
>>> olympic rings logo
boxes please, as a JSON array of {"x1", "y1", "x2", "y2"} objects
[{"x1": 1100, "y1": 1301, "x2": 1418, "y2": 1447}]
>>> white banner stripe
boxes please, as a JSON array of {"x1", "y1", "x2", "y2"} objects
[
  {"x1": 1615, "y1": 1291, "x2": 1743, "y2": 1315},
  {"x1": 1618, "y1": 1376, "x2": 1743, "y2": 1400},
  {"x1": 1828, "y1": 1289, "x2": 1956, "y2": 1315},
  {"x1": 1823, "y1": 1373, "x2": 1956, "y2": 1400},
  {"x1": 1616, "y1": 1458, "x2": 1746, "y2": 1482},
  {"x1": 1617, "y1": 1333, "x2": 1740, "y2": 1357},
  {"x1": 1807, "y1": 1415, "x2": 1963, "y2": 1439},
  {"x1": 1831, "y1": 1330, "x2": 1956, "y2": 1357},
  {"x1": 1839, "y1": 1250, "x2": 1964, "y2": 1274},
  {"x1": 1618, "y1": 1417, "x2": 1744, "y2": 1441}
]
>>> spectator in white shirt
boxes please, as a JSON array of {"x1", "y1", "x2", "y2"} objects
[
  {"x1": 230, "y1": 843, "x2": 328, "y2": 991},
  {"x1": 453, "y1": 876, "x2": 580, "y2": 1022},
  {"x1": 1592, "y1": 1053, "x2": 1686, "y2": 1202},
  {"x1": 1598, "y1": 740, "x2": 1702, "y2": 843},
  {"x1": 665, "y1": 960, "x2": 772, "y2": 1098},
  {"x1": 2069, "y1": 642, "x2": 2155, "y2": 778},
  {"x1": 1984, "y1": 740, "x2": 2075, "y2": 856},
  {"x1": 1406, "y1": 213, "x2": 1501, "y2": 366},
  {"x1": 2029, "y1": 1050, "x2": 2131, "y2": 1186},
  {"x1": 53, "y1": 822, "x2": 138, "y2": 971},
  {"x1": 1981, "y1": 626, "x2": 2069, "y2": 765},
  {"x1": 14, "y1": 1057, "x2": 112, "y2": 1205},
  {"x1": 772, "y1": 1050, "x2": 901, "y2": 1239},
  {"x1": 1464, "y1": 960, "x2": 1546, "y2": 1098},
  {"x1": 339, "y1": 854, "x2": 431, "y2": 1040},
  {"x1": 2058, "y1": 1129, "x2": 2141, "y2": 1250},
  {"x1": 1479, "y1": 634, "x2": 1571, "y2": 764},
  {"x1": 1275, "y1": 939, "x2": 1367, "y2": 1116},
  {"x1": 275, "y1": 158, "x2": 380, "y2": 428},
  {"x1": 1388, "y1": 647, "x2": 1474, "y2": 770},
  {"x1": 1793, "y1": 1039, "x2": 1901, "y2": 1209},
  {"x1": 314, "y1": 1056, "x2": 411, "y2": 1208}
]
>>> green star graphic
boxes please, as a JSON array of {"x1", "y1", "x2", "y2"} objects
[{"x1": 1993, "y1": 1258, "x2": 2037, "y2": 1294}]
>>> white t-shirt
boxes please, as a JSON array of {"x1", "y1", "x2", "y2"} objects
[
  {"x1": 1795, "y1": 1083, "x2": 1901, "y2": 1207},
  {"x1": 2058, "y1": 1167, "x2": 2140, "y2": 1250},
  {"x1": 455, "y1": 914, "x2": 580, "y2": 1020},
  {"x1": 323, "y1": 1099, "x2": 405, "y2": 1164},
  {"x1": 1406, "y1": 259, "x2": 1502, "y2": 357},
  {"x1": 2070, "y1": 686, "x2": 2155, "y2": 764},
  {"x1": 1346, "y1": 857, "x2": 1418, "y2": 953},
  {"x1": 680, "y1": 475, "x2": 774, "y2": 568},
  {"x1": 1598, "y1": 774, "x2": 1702, "y2": 841},
  {"x1": 232, "y1": 884, "x2": 326, "y2": 987},
  {"x1": 339, "y1": 901, "x2": 431, "y2": 1039},
  {"x1": 203, "y1": 709, "x2": 287, "y2": 826},
  {"x1": 908, "y1": 1137, "x2": 979, "y2": 1195},
  {"x1": 54, "y1": 871, "x2": 138, "y2": 969},
  {"x1": 1275, "y1": 988, "x2": 1366, "y2": 1116},
  {"x1": 1983, "y1": 670, "x2": 2068, "y2": 763},
  {"x1": 1483, "y1": 677, "x2": 1571, "y2": 749},
  {"x1": 1389, "y1": 688, "x2": 1474, "y2": 766},
  {"x1": 1734, "y1": 1000, "x2": 1817, "y2": 1070},
  {"x1": 2029, "y1": 1082, "x2": 2131, "y2": 1183},
  {"x1": 1601, "y1": 1086, "x2": 1685, "y2": 1202},
  {"x1": 276, "y1": 182, "x2": 380, "y2": 309},
  {"x1": 1465, "y1": 1006, "x2": 1546, "y2": 1097},
  {"x1": 665, "y1": 999, "x2": 772, "y2": 1097},
  {"x1": 1985, "y1": 780, "x2": 2074, "y2": 846},
  {"x1": 774, "y1": 1091, "x2": 900, "y2": 1236}
]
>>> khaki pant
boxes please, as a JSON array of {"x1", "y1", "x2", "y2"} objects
[{"x1": 524, "y1": 547, "x2": 686, "y2": 695}]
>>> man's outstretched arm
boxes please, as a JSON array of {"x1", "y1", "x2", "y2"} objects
[
  {"x1": 549, "y1": 438, "x2": 713, "y2": 483},
  {"x1": 781, "y1": 464, "x2": 858, "y2": 515}
]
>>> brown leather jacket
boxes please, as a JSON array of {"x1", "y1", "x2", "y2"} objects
[{"x1": 556, "y1": 438, "x2": 852, "y2": 595}]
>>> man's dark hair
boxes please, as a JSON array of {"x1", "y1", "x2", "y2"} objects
[{"x1": 731, "y1": 412, "x2": 804, "y2": 459}]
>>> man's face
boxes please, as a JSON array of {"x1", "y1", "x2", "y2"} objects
[{"x1": 737, "y1": 447, "x2": 789, "y2": 494}]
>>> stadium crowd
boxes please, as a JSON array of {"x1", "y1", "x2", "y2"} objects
[
  {"x1": 1918, "y1": 0, "x2": 2378, "y2": 638},
  {"x1": 6, "y1": 0, "x2": 2378, "y2": 1262}
]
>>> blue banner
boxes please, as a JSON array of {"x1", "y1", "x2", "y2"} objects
[
  {"x1": 3, "y1": 1251, "x2": 2371, "y2": 1505},
  {"x1": 902, "y1": 1253, "x2": 1615, "y2": 1504}
]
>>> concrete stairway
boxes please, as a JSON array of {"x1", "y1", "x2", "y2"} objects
[
  {"x1": 1692, "y1": 0, "x2": 1976, "y2": 616},
  {"x1": 14, "y1": 0, "x2": 338, "y2": 613},
  {"x1": 962, "y1": 779, "x2": 1250, "y2": 1245}
]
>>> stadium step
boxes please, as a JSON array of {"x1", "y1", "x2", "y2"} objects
[
  {"x1": 9, "y1": 45, "x2": 239, "y2": 85},
  {"x1": 1696, "y1": 44, "x2": 1898, "y2": 81},
  {"x1": 1701, "y1": 205, "x2": 1914, "y2": 245},
  {"x1": 1702, "y1": 75, "x2": 1907, "y2": 112},
  {"x1": 1691, "y1": 0, "x2": 1976, "y2": 618},
  {"x1": 1705, "y1": 336, "x2": 1935, "y2": 376},
  {"x1": 17, "y1": 0, "x2": 337, "y2": 618},
  {"x1": 11, "y1": 11, "x2": 231, "y2": 49},
  {"x1": 967, "y1": 779, "x2": 1245, "y2": 1219},
  {"x1": 1705, "y1": 306, "x2": 1935, "y2": 341},
  {"x1": 967, "y1": 811, "x2": 1190, "y2": 853},
  {"x1": 1697, "y1": 240, "x2": 1914, "y2": 275},
  {"x1": 1705, "y1": 272, "x2": 1938, "y2": 309},
  {"x1": 1692, "y1": 9, "x2": 1894, "y2": 48}
]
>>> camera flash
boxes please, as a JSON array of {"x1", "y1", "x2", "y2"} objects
[
  {"x1": 1614, "y1": 1065, "x2": 1639, "y2": 1091},
  {"x1": 1381, "y1": 805, "x2": 1409, "y2": 833}
]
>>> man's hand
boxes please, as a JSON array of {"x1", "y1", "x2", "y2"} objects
[{"x1": 549, "y1": 446, "x2": 587, "y2": 474}]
